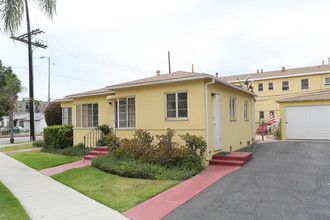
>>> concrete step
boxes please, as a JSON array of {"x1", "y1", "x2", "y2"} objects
[
  {"x1": 93, "y1": 147, "x2": 109, "y2": 152},
  {"x1": 88, "y1": 150, "x2": 109, "y2": 156},
  {"x1": 209, "y1": 159, "x2": 245, "y2": 166}
]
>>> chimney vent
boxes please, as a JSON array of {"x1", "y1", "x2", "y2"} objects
[
  {"x1": 328, "y1": 57, "x2": 330, "y2": 64},
  {"x1": 282, "y1": 67, "x2": 285, "y2": 72},
  {"x1": 156, "y1": 70, "x2": 160, "y2": 76},
  {"x1": 261, "y1": 69, "x2": 263, "y2": 73},
  {"x1": 192, "y1": 64, "x2": 194, "y2": 73},
  {"x1": 216, "y1": 72, "x2": 218, "y2": 77},
  {"x1": 322, "y1": 60, "x2": 325, "y2": 65},
  {"x1": 257, "y1": 70, "x2": 259, "y2": 73}
]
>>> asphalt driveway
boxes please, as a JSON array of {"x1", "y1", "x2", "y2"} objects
[{"x1": 164, "y1": 141, "x2": 330, "y2": 220}]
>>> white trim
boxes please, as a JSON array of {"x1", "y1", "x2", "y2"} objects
[
  {"x1": 65, "y1": 91, "x2": 115, "y2": 99},
  {"x1": 165, "y1": 91, "x2": 188, "y2": 120},
  {"x1": 75, "y1": 103, "x2": 98, "y2": 128},
  {"x1": 227, "y1": 70, "x2": 330, "y2": 83},
  {"x1": 244, "y1": 100, "x2": 249, "y2": 121},
  {"x1": 324, "y1": 76, "x2": 330, "y2": 86},
  {"x1": 205, "y1": 79, "x2": 215, "y2": 161},
  {"x1": 106, "y1": 74, "x2": 256, "y2": 97},
  {"x1": 268, "y1": 82, "x2": 274, "y2": 91},
  {"x1": 117, "y1": 97, "x2": 136, "y2": 129},
  {"x1": 53, "y1": 98, "x2": 73, "y2": 102},
  {"x1": 282, "y1": 80, "x2": 290, "y2": 91},
  {"x1": 301, "y1": 78, "x2": 309, "y2": 90}
]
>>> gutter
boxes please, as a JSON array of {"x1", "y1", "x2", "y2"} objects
[{"x1": 205, "y1": 79, "x2": 215, "y2": 161}]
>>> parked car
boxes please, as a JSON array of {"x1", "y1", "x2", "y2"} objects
[{"x1": 18, "y1": 126, "x2": 30, "y2": 133}]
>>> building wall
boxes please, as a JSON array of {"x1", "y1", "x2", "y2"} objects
[
  {"x1": 232, "y1": 72, "x2": 330, "y2": 123},
  {"x1": 278, "y1": 100, "x2": 330, "y2": 140},
  {"x1": 208, "y1": 82, "x2": 255, "y2": 154},
  {"x1": 109, "y1": 80, "x2": 206, "y2": 146}
]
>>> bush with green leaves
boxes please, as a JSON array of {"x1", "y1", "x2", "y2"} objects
[
  {"x1": 43, "y1": 124, "x2": 73, "y2": 149},
  {"x1": 41, "y1": 143, "x2": 90, "y2": 157},
  {"x1": 109, "y1": 129, "x2": 206, "y2": 172},
  {"x1": 44, "y1": 102, "x2": 62, "y2": 126},
  {"x1": 96, "y1": 124, "x2": 111, "y2": 146},
  {"x1": 32, "y1": 140, "x2": 44, "y2": 147},
  {"x1": 92, "y1": 154, "x2": 197, "y2": 181}
]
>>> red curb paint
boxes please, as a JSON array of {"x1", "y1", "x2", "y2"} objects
[
  {"x1": 3, "y1": 147, "x2": 43, "y2": 154},
  {"x1": 123, "y1": 165, "x2": 241, "y2": 220},
  {"x1": 40, "y1": 160, "x2": 91, "y2": 176}
]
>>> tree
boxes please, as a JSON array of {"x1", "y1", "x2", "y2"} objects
[
  {"x1": 0, "y1": 0, "x2": 56, "y2": 141},
  {"x1": 44, "y1": 102, "x2": 62, "y2": 126},
  {"x1": 0, "y1": 73, "x2": 24, "y2": 143},
  {"x1": 0, "y1": 60, "x2": 14, "y2": 121}
]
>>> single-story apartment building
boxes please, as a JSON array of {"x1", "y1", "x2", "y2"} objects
[{"x1": 57, "y1": 71, "x2": 257, "y2": 161}]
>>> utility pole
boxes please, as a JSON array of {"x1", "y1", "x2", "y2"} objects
[
  {"x1": 40, "y1": 56, "x2": 52, "y2": 103},
  {"x1": 11, "y1": 28, "x2": 47, "y2": 141},
  {"x1": 168, "y1": 51, "x2": 171, "y2": 73}
]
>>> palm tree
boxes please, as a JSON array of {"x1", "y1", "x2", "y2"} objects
[
  {"x1": 0, "y1": 74, "x2": 25, "y2": 143},
  {"x1": 0, "y1": 0, "x2": 56, "y2": 141}
]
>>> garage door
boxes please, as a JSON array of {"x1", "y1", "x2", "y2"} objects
[{"x1": 285, "y1": 105, "x2": 330, "y2": 140}]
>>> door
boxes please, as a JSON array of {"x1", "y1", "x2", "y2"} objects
[
  {"x1": 285, "y1": 105, "x2": 330, "y2": 140},
  {"x1": 213, "y1": 93, "x2": 221, "y2": 150}
]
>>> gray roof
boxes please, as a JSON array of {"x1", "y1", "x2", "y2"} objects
[{"x1": 277, "y1": 89, "x2": 330, "y2": 102}]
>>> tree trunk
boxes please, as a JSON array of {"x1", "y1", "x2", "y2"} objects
[{"x1": 9, "y1": 107, "x2": 14, "y2": 143}]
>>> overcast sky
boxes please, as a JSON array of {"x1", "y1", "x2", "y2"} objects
[{"x1": 1, "y1": 0, "x2": 330, "y2": 101}]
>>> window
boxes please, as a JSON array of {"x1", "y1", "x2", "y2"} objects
[
  {"x1": 62, "y1": 107, "x2": 72, "y2": 125},
  {"x1": 258, "y1": 83, "x2": 263, "y2": 91},
  {"x1": 325, "y1": 76, "x2": 330, "y2": 86},
  {"x1": 282, "y1": 80, "x2": 289, "y2": 91},
  {"x1": 268, "y1": 82, "x2": 274, "y2": 90},
  {"x1": 76, "y1": 103, "x2": 98, "y2": 127},
  {"x1": 244, "y1": 100, "x2": 248, "y2": 120},
  {"x1": 117, "y1": 97, "x2": 135, "y2": 128},
  {"x1": 166, "y1": 92, "x2": 188, "y2": 119},
  {"x1": 301, "y1": 79, "x2": 309, "y2": 89},
  {"x1": 229, "y1": 97, "x2": 236, "y2": 120},
  {"x1": 17, "y1": 103, "x2": 22, "y2": 108},
  {"x1": 259, "y1": 111, "x2": 264, "y2": 119},
  {"x1": 269, "y1": 110, "x2": 275, "y2": 118}
]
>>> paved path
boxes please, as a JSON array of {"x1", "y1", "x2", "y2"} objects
[
  {"x1": 164, "y1": 141, "x2": 330, "y2": 220},
  {"x1": 40, "y1": 160, "x2": 91, "y2": 176},
  {"x1": 0, "y1": 153, "x2": 128, "y2": 220},
  {"x1": 124, "y1": 165, "x2": 241, "y2": 220}
]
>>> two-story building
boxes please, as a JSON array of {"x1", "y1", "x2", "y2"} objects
[{"x1": 223, "y1": 64, "x2": 330, "y2": 140}]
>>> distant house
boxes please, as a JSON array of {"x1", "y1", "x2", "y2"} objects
[
  {"x1": 56, "y1": 71, "x2": 257, "y2": 161},
  {"x1": 14, "y1": 113, "x2": 47, "y2": 135},
  {"x1": 223, "y1": 64, "x2": 330, "y2": 123}
]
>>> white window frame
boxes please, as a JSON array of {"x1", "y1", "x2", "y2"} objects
[
  {"x1": 301, "y1": 79, "x2": 309, "y2": 89},
  {"x1": 117, "y1": 97, "x2": 136, "y2": 129},
  {"x1": 75, "y1": 103, "x2": 98, "y2": 128},
  {"x1": 229, "y1": 97, "x2": 236, "y2": 121},
  {"x1": 62, "y1": 107, "x2": 72, "y2": 125},
  {"x1": 165, "y1": 92, "x2": 188, "y2": 120},
  {"x1": 324, "y1": 76, "x2": 330, "y2": 86},
  {"x1": 258, "y1": 83, "x2": 263, "y2": 91},
  {"x1": 244, "y1": 100, "x2": 249, "y2": 121},
  {"x1": 268, "y1": 82, "x2": 274, "y2": 91},
  {"x1": 282, "y1": 80, "x2": 290, "y2": 91},
  {"x1": 259, "y1": 111, "x2": 265, "y2": 119}
]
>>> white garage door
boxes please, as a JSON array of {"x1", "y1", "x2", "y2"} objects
[{"x1": 285, "y1": 105, "x2": 330, "y2": 140}]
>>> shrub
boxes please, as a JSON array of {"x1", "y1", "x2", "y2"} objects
[
  {"x1": 104, "y1": 134, "x2": 120, "y2": 150},
  {"x1": 91, "y1": 154, "x2": 198, "y2": 181},
  {"x1": 1, "y1": 130, "x2": 9, "y2": 135},
  {"x1": 44, "y1": 102, "x2": 62, "y2": 126},
  {"x1": 96, "y1": 124, "x2": 111, "y2": 146},
  {"x1": 41, "y1": 143, "x2": 90, "y2": 157},
  {"x1": 32, "y1": 140, "x2": 44, "y2": 147},
  {"x1": 43, "y1": 124, "x2": 73, "y2": 149}
]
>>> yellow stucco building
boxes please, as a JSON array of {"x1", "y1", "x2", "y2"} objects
[{"x1": 57, "y1": 71, "x2": 257, "y2": 161}]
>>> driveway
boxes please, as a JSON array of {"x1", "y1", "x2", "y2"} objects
[{"x1": 164, "y1": 141, "x2": 330, "y2": 220}]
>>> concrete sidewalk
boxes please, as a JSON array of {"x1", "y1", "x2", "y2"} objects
[{"x1": 0, "y1": 153, "x2": 128, "y2": 220}]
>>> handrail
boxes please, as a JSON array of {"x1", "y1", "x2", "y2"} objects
[{"x1": 83, "y1": 126, "x2": 112, "y2": 155}]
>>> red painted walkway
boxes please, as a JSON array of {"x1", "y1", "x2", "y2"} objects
[
  {"x1": 40, "y1": 160, "x2": 91, "y2": 176},
  {"x1": 3, "y1": 147, "x2": 43, "y2": 154},
  {"x1": 123, "y1": 165, "x2": 241, "y2": 220}
]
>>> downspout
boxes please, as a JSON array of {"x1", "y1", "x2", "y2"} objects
[{"x1": 205, "y1": 79, "x2": 215, "y2": 161}]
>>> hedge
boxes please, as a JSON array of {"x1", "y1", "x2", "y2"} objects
[{"x1": 43, "y1": 124, "x2": 73, "y2": 149}]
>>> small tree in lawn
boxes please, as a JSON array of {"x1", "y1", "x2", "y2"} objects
[
  {"x1": 0, "y1": 73, "x2": 25, "y2": 143},
  {"x1": 44, "y1": 102, "x2": 62, "y2": 126}
]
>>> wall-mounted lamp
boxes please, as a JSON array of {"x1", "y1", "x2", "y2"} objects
[
  {"x1": 108, "y1": 102, "x2": 112, "y2": 105},
  {"x1": 211, "y1": 93, "x2": 216, "y2": 97}
]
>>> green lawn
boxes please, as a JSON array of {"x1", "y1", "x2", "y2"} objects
[
  {"x1": 52, "y1": 166, "x2": 180, "y2": 212},
  {"x1": 0, "y1": 181, "x2": 30, "y2": 220},
  {"x1": 7, "y1": 151, "x2": 81, "y2": 170},
  {"x1": 0, "y1": 143, "x2": 36, "y2": 152}
]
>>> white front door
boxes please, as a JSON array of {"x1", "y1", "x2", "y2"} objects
[{"x1": 213, "y1": 93, "x2": 221, "y2": 150}]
